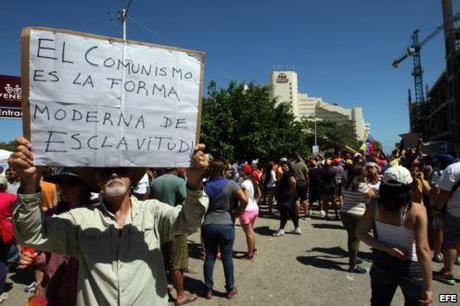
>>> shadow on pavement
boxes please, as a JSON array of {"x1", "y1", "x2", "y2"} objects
[
  {"x1": 187, "y1": 241, "x2": 204, "y2": 260},
  {"x1": 184, "y1": 275, "x2": 228, "y2": 298},
  {"x1": 307, "y1": 246, "x2": 373, "y2": 262},
  {"x1": 253, "y1": 226, "x2": 276, "y2": 236},
  {"x1": 9, "y1": 268, "x2": 34, "y2": 285},
  {"x1": 358, "y1": 251, "x2": 373, "y2": 262},
  {"x1": 311, "y1": 223, "x2": 344, "y2": 230},
  {"x1": 183, "y1": 275, "x2": 205, "y2": 296},
  {"x1": 4, "y1": 283, "x2": 12, "y2": 293},
  {"x1": 309, "y1": 246, "x2": 347, "y2": 257},
  {"x1": 296, "y1": 256, "x2": 347, "y2": 271}
]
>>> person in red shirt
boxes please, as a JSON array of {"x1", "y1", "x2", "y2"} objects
[{"x1": 0, "y1": 175, "x2": 17, "y2": 303}]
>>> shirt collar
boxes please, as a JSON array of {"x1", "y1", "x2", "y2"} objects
[{"x1": 98, "y1": 194, "x2": 141, "y2": 225}]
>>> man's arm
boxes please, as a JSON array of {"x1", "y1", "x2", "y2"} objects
[
  {"x1": 13, "y1": 194, "x2": 80, "y2": 257},
  {"x1": 155, "y1": 144, "x2": 209, "y2": 242},
  {"x1": 155, "y1": 188, "x2": 208, "y2": 242},
  {"x1": 10, "y1": 137, "x2": 80, "y2": 257}
]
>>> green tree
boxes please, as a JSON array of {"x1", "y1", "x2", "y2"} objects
[
  {"x1": 301, "y1": 117, "x2": 360, "y2": 153},
  {"x1": 200, "y1": 81, "x2": 310, "y2": 161},
  {"x1": 0, "y1": 141, "x2": 17, "y2": 152}
]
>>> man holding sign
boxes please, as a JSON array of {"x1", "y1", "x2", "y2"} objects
[
  {"x1": 9, "y1": 137, "x2": 209, "y2": 306},
  {"x1": 13, "y1": 26, "x2": 208, "y2": 305}
]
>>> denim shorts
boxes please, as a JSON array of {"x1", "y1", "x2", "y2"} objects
[{"x1": 370, "y1": 250, "x2": 424, "y2": 306}]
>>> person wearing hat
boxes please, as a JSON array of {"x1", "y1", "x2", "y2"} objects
[
  {"x1": 365, "y1": 162, "x2": 381, "y2": 195},
  {"x1": 9, "y1": 136, "x2": 209, "y2": 306},
  {"x1": 19, "y1": 168, "x2": 94, "y2": 306},
  {"x1": 357, "y1": 166, "x2": 433, "y2": 306},
  {"x1": 290, "y1": 153, "x2": 310, "y2": 219},
  {"x1": 429, "y1": 154, "x2": 455, "y2": 264},
  {"x1": 276, "y1": 158, "x2": 288, "y2": 181},
  {"x1": 319, "y1": 159, "x2": 338, "y2": 219},
  {"x1": 238, "y1": 164, "x2": 260, "y2": 260},
  {"x1": 432, "y1": 160, "x2": 460, "y2": 285}
]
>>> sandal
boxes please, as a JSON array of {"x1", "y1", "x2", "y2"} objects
[
  {"x1": 244, "y1": 253, "x2": 254, "y2": 260},
  {"x1": 175, "y1": 293, "x2": 198, "y2": 305}
]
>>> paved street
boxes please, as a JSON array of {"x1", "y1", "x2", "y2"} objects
[{"x1": 4, "y1": 209, "x2": 458, "y2": 306}]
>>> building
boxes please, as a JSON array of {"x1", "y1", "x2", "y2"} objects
[
  {"x1": 268, "y1": 70, "x2": 368, "y2": 141},
  {"x1": 413, "y1": 0, "x2": 460, "y2": 152}
]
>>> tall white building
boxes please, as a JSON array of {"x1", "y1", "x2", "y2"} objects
[{"x1": 269, "y1": 70, "x2": 368, "y2": 141}]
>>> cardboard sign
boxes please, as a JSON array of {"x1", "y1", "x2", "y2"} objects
[
  {"x1": 0, "y1": 75, "x2": 22, "y2": 119},
  {"x1": 399, "y1": 132, "x2": 420, "y2": 150},
  {"x1": 21, "y1": 27, "x2": 205, "y2": 167}
]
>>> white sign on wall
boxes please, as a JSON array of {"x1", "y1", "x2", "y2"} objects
[{"x1": 22, "y1": 27, "x2": 205, "y2": 167}]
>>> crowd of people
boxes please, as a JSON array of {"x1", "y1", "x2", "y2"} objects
[{"x1": 0, "y1": 136, "x2": 459, "y2": 305}]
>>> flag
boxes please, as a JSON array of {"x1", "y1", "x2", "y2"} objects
[{"x1": 365, "y1": 134, "x2": 382, "y2": 157}]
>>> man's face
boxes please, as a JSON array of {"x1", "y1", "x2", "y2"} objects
[
  {"x1": 224, "y1": 167, "x2": 234, "y2": 178},
  {"x1": 95, "y1": 168, "x2": 132, "y2": 199},
  {"x1": 281, "y1": 164, "x2": 289, "y2": 173},
  {"x1": 410, "y1": 166, "x2": 420, "y2": 179},
  {"x1": 6, "y1": 168, "x2": 18, "y2": 181}
]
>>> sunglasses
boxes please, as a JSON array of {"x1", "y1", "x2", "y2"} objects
[{"x1": 96, "y1": 167, "x2": 132, "y2": 178}]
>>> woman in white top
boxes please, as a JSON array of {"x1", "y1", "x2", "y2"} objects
[
  {"x1": 239, "y1": 165, "x2": 261, "y2": 260},
  {"x1": 340, "y1": 164, "x2": 374, "y2": 273},
  {"x1": 366, "y1": 162, "x2": 381, "y2": 195},
  {"x1": 357, "y1": 166, "x2": 433, "y2": 306}
]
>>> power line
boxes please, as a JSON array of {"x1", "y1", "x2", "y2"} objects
[{"x1": 126, "y1": 14, "x2": 236, "y2": 82}]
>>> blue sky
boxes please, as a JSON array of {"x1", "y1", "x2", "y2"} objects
[{"x1": 0, "y1": 0, "x2": 455, "y2": 152}]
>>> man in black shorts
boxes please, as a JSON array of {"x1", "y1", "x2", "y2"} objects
[{"x1": 320, "y1": 159, "x2": 338, "y2": 219}]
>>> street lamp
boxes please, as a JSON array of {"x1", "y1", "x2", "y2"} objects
[
  {"x1": 314, "y1": 117, "x2": 317, "y2": 146},
  {"x1": 312, "y1": 116, "x2": 319, "y2": 155}
]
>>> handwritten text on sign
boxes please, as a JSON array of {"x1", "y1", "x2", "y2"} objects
[{"x1": 27, "y1": 29, "x2": 203, "y2": 167}]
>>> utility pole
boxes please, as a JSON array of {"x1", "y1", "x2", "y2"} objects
[{"x1": 118, "y1": 0, "x2": 133, "y2": 40}]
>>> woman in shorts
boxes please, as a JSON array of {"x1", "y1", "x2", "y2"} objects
[
  {"x1": 357, "y1": 166, "x2": 433, "y2": 306},
  {"x1": 239, "y1": 165, "x2": 261, "y2": 260}
]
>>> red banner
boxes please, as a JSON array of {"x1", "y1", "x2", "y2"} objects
[{"x1": 0, "y1": 75, "x2": 22, "y2": 119}]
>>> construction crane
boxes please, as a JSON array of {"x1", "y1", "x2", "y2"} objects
[{"x1": 392, "y1": 12, "x2": 460, "y2": 103}]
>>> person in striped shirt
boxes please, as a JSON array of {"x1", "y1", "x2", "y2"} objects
[{"x1": 340, "y1": 164, "x2": 375, "y2": 273}]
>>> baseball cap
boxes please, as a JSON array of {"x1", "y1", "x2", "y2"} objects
[
  {"x1": 382, "y1": 166, "x2": 413, "y2": 186},
  {"x1": 365, "y1": 162, "x2": 381, "y2": 173},
  {"x1": 279, "y1": 157, "x2": 288, "y2": 163},
  {"x1": 433, "y1": 154, "x2": 455, "y2": 166},
  {"x1": 242, "y1": 164, "x2": 252, "y2": 175}
]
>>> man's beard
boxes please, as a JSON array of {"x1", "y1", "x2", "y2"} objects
[{"x1": 103, "y1": 178, "x2": 128, "y2": 198}]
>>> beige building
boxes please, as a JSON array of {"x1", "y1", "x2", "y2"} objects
[{"x1": 269, "y1": 70, "x2": 368, "y2": 141}]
